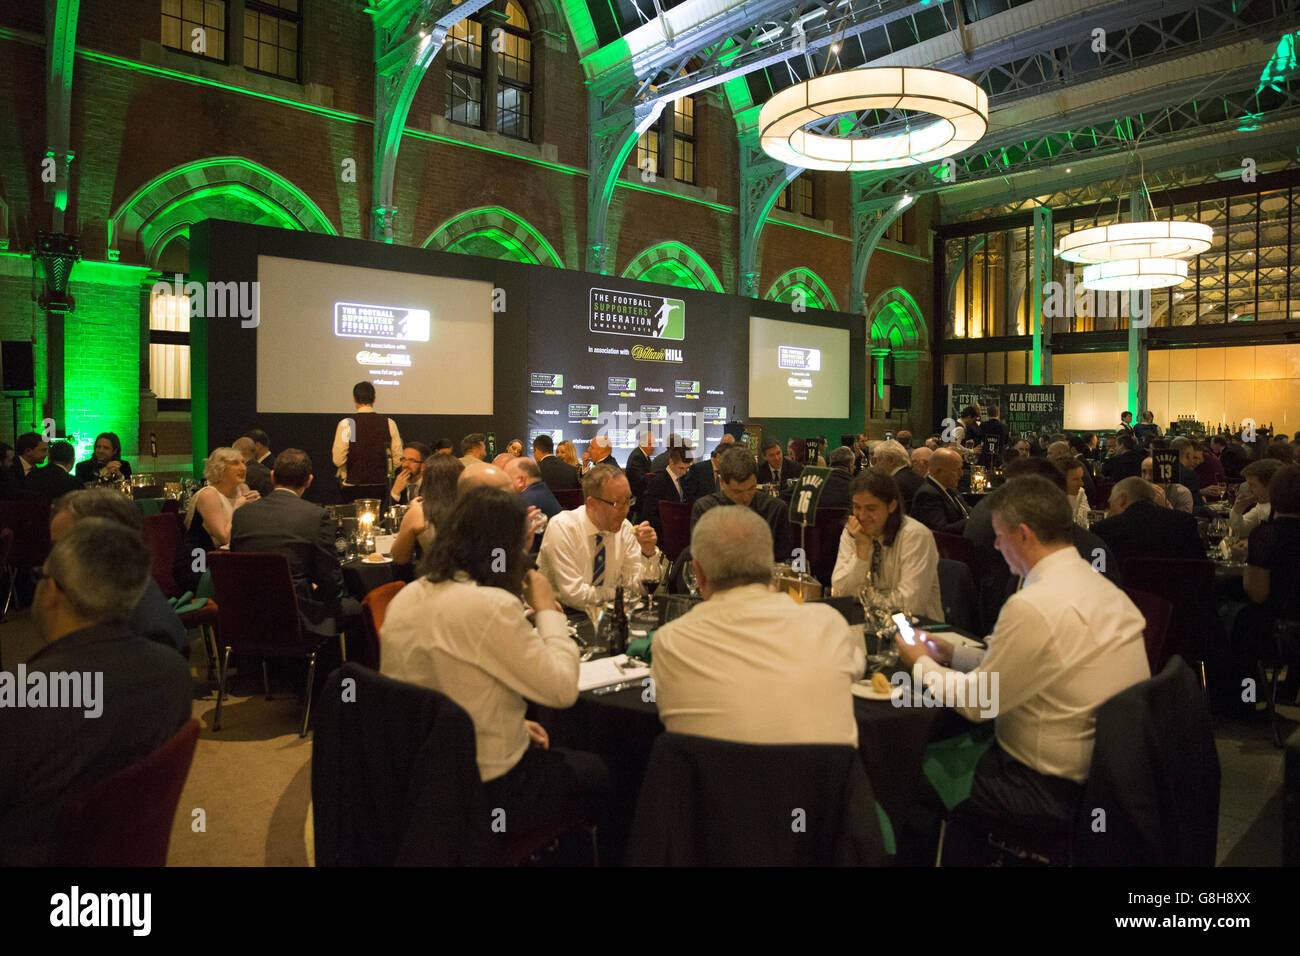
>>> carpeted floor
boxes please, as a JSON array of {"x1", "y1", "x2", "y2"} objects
[{"x1": 3, "y1": 609, "x2": 1294, "y2": 866}]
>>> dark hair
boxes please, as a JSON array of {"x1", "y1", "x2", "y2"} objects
[
  {"x1": 422, "y1": 486, "x2": 529, "y2": 594},
  {"x1": 717, "y1": 446, "x2": 758, "y2": 484},
  {"x1": 1003, "y1": 454, "x2": 1067, "y2": 491},
  {"x1": 760, "y1": 437, "x2": 781, "y2": 454},
  {"x1": 788, "y1": 438, "x2": 808, "y2": 464},
  {"x1": 959, "y1": 405, "x2": 977, "y2": 419},
  {"x1": 48, "y1": 440, "x2": 75, "y2": 466},
  {"x1": 849, "y1": 467, "x2": 904, "y2": 546},
  {"x1": 91, "y1": 432, "x2": 122, "y2": 461},
  {"x1": 1121, "y1": 411, "x2": 1133, "y2": 421},
  {"x1": 353, "y1": 381, "x2": 376, "y2": 405},
  {"x1": 1242, "y1": 458, "x2": 1283, "y2": 486},
  {"x1": 986, "y1": 475, "x2": 1073, "y2": 545},
  {"x1": 243, "y1": 428, "x2": 270, "y2": 449},
  {"x1": 1265, "y1": 442, "x2": 1296, "y2": 464},
  {"x1": 668, "y1": 445, "x2": 692, "y2": 466},
  {"x1": 1273, "y1": 465, "x2": 1300, "y2": 514},
  {"x1": 1117, "y1": 433, "x2": 1137, "y2": 452},
  {"x1": 433, "y1": 437, "x2": 454, "y2": 453},
  {"x1": 404, "y1": 441, "x2": 432, "y2": 461},
  {"x1": 461, "y1": 433, "x2": 487, "y2": 455},
  {"x1": 532, "y1": 434, "x2": 555, "y2": 455},
  {"x1": 16, "y1": 432, "x2": 43, "y2": 455},
  {"x1": 272, "y1": 449, "x2": 313, "y2": 488},
  {"x1": 419, "y1": 454, "x2": 464, "y2": 530},
  {"x1": 0, "y1": 442, "x2": 11, "y2": 467},
  {"x1": 1068, "y1": 435, "x2": 1090, "y2": 456}
]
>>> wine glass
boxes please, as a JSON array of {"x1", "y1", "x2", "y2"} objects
[
  {"x1": 1206, "y1": 516, "x2": 1229, "y2": 553},
  {"x1": 857, "y1": 584, "x2": 899, "y2": 671},
  {"x1": 682, "y1": 559, "x2": 700, "y2": 599},
  {"x1": 642, "y1": 552, "x2": 667, "y2": 614}
]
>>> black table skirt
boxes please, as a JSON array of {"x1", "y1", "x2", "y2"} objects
[{"x1": 341, "y1": 558, "x2": 411, "y2": 599}]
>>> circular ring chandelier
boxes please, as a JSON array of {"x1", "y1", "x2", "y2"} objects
[
  {"x1": 1058, "y1": 220, "x2": 1212, "y2": 264},
  {"x1": 758, "y1": 67, "x2": 988, "y2": 171},
  {"x1": 1081, "y1": 258, "x2": 1190, "y2": 291}
]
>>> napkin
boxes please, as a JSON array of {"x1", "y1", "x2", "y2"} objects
[{"x1": 578, "y1": 655, "x2": 651, "y2": 691}]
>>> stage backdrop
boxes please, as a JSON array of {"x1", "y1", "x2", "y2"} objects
[{"x1": 193, "y1": 221, "x2": 864, "y2": 499}]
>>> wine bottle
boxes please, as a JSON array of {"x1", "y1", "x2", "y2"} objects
[{"x1": 611, "y1": 586, "x2": 628, "y2": 656}]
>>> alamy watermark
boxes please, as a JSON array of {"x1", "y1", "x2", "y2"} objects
[
  {"x1": 890, "y1": 663, "x2": 999, "y2": 719},
  {"x1": 0, "y1": 666, "x2": 103, "y2": 718},
  {"x1": 1044, "y1": 273, "x2": 1152, "y2": 328},
  {"x1": 151, "y1": 274, "x2": 259, "y2": 328}
]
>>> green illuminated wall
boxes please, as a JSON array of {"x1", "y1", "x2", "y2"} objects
[{"x1": 63, "y1": 275, "x2": 145, "y2": 462}]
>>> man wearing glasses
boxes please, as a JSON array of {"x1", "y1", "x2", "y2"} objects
[
  {"x1": 538, "y1": 462, "x2": 660, "y2": 616},
  {"x1": 388, "y1": 441, "x2": 430, "y2": 507}
]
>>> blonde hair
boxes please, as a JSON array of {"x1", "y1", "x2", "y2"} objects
[
  {"x1": 204, "y1": 447, "x2": 244, "y2": 485},
  {"x1": 556, "y1": 440, "x2": 579, "y2": 468}
]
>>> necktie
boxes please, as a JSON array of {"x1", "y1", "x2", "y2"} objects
[
  {"x1": 870, "y1": 539, "x2": 883, "y2": 581},
  {"x1": 950, "y1": 487, "x2": 970, "y2": 518},
  {"x1": 593, "y1": 533, "x2": 606, "y2": 586}
]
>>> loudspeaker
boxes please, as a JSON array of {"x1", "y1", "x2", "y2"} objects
[
  {"x1": 2, "y1": 341, "x2": 34, "y2": 393},
  {"x1": 891, "y1": 385, "x2": 912, "y2": 411}
]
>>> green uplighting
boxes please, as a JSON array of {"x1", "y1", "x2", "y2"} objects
[
  {"x1": 426, "y1": 207, "x2": 564, "y2": 266},
  {"x1": 622, "y1": 241, "x2": 724, "y2": 293}
]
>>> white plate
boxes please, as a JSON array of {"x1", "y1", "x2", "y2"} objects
[
  {"x1": 851, "y1": 680, "x2": 900, "y2": 701},
  {"x1": 359, "y1": 555, "x2": 393, "y2": 565}
]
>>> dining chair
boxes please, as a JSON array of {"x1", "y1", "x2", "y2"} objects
[
  {"x1": 1121, "y1": 586, "x2": 1173, "y2": 675},
  {"x1": 809, "y1": 506, "x2": 848, "y2": 588},
  {"x1": 206, "y1": 551, "x2": 331, "y2": 737},
  {"x1": 931, "y1": 530, "x2": 979, "y2": 578},
  {"x1": 49, "y1": 719, "x2": 200, "y2": 866},
  {"x1": 936, "y1": 558, "x2": 979, "y2": 634},
  {"x1": 359, "y1": 580, "x2": 406, "y2": 670},
  {"x1": 657, "y1": 500, "x2": 691, "y2": 561},
  {"x1": 0, "y1": 498, "x2": 52, "y2": 616},
  {"x1": 143, "y1": 513, "x2": 219, "y2": 675},
  {"x1": 1120, "y1": 558, "x2": 1220, "y2": 682},
  {"x1": 552, "y1": 488, "x2": 584, "y2": 510}
]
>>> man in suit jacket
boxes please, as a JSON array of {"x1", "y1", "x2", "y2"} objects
[
  {"x1": 244, "y1": 428, "x2": 273, "y2": 468},
  {"x1": 1091, "y1": 476, "x2": 1205, "y2": 568},
  {"x1": 1102, "y1": 432, "x2": 1145, "y2": 482},
  {"x1": 691, "y1": 447, "x2": 791, "y2": 562},
  {"x1": 642, "y1": 447, "x2": 692, "y2": 538},
  {"x1": 872, "y1": 439, "x2": 923, "y2": 509},
  {"x1": 819, "y1": 447, "x2": 856, "y2": 510},
  {"x1": 0, "y1": 518, "x2": 192, "y2": 865},
  {"x1": 910, "y1": 447, "x2": 970, "y2": 533},
  {"x1": 505, "y1": 456, "x2": 563, "y2": 555},
  {"x1": 624, "y1": 430, "x2": 656, "y2": 521},
  {"x1": 23, "y1": 441, "x2": 83, "y2": 500},
  {"x1": 234, "y1": 437, "x2": 274, "y2": 497},
  {"x1": 230, "y1": 449, "x2": 355, "y2": 638},
  {"x1": 682, "y1": 444, "x2": 724, "y2": 504},
  {"x1": 583, "y1": 433, "x2": 621, "y2": 471},
  {"x1": 532, "y1": 434, "x2": 580, "y2": 492},
  {"x1": 757, "y1": 439, "x2": 800, "y2": 487}
]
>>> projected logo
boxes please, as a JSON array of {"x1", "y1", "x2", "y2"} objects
[
  {"x1": 608, "y1": 376, "x2": 637, "y2": 395},
  {"x1": 702, "y1": 406, "x2": 727, "y2": 423},
  {"x1": 334, "y1": 303, "x2": 430, "y2": 341},
  {"x1": 675, "y1": 380, "x2": 700, "y2": 397},
  {"x1": 630, "y1": 344, "x2": 683, "y2": 364},
  {"x1": 529, "y1": 428, "x2": 563, "y2": 444},
  {"x1": 356, "y1": 350, "x2": 412, "y2": 368},
  {"x1": 640, "y1": 405, "x2": 669, "y2": 421},
  {"x1": 778, "y1": 346, "x2": 821, "y2": 371},
  {"x1": 589, "y1": 288, "x2": 684, "y2": 340},
  {"x1": 568, "y1": 404, "x2": 599, "y2": 423}
]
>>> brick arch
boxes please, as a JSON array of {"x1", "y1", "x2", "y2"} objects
[
  {"x1": 620, "y1": 241, "x2": 723, "y2": 293},
  {"x1": 764, "y1": 268, "x2": 838, "y2": 311},
  {"x1": 867, "y1": 288, "x2": 927, "y2": 351},
  {"x1": 422, "y1": 206, "x2": 563, "y2": 266},
  {"x1": 107, "y1": 157, "x2": 336, "y2": 267}
]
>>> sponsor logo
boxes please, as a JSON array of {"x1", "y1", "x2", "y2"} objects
[
  {"x1": 631, "y1": 344, "x2": 683, "y2": 363},
  {"x1": 590, "y1": 288, "x2": 685, "y2": 340},
  {"x1": 355, "y1": 350, "x2": 412, "y2": 367}
]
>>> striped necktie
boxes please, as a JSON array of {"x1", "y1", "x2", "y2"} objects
[
  {"x1": 593, "y1": 533, "x2": 606, "y2": 586},
  {"x1": 871, "y1": 539, "x2": 883, "y2": 580}
]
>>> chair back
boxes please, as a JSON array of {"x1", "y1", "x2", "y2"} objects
[
  {"x1": 0, "y1": 499, "x2": 52, "y2": 567},
  {"x1": 359, "y1": 581, "x2": 406, "y2": 670},
  {"x1": 142, "y1": 513, "x2": 184, "y2": 598},
  {"x1": 312, "y1": 663, "x2": 499, "y2": 865},
  {"x1": 810, "y1": 507, "x2": 848, "y2": 587},
  {"x1": 932, "y1": 530, "x2": 978, "y2": 575},
  {"x1": 552, "y1": 488, "x2": 584, "y2": 510},
  {"x1": 160, "y1": 498, "x2": 180, "y2": 514},
  {"x1": 1120, "y1": 558, "x2": 1219, "y2": 666},
  {"x1": 1121, "y1": 586, "x2": 1173, "y2": 674},
  {"x1": 1074, "y1": 656, "x2": 1219, "y2": 866},
  {"x1": 658, "y1": 500, "x2": 691, "y2": 561},
  {"x1": 936, "y1": 558, "x2": 979, "y2": 633},
  {"x1": 625, "y1": 732, "x2": 888, "y2": 866},
  {"x1": 207, "y1": 551, "x2": 310, "y2": 655},
  {"x1": 49, "y1": 719, "x2": 200, "y2": 866}
]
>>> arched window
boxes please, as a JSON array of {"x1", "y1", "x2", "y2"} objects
[
  {"x1": 621, "y1": 242, "x2": 723, "y2": 292},
  {"x1": 446, "y1": 1, "x2": 534, "y2": 141}
]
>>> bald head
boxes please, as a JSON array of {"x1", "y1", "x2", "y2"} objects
[
  {"x1": 504, "y1": 456, "x2": 541, "y2": 493},
  {"x1": 928, "y1": 447, "x2": 963, "y2": 490},
  {"x1": 1109, "y1": 475, "x2": 1156, "y2": 516},
  {"x1": 232, "y1": 437, "x2": 256, "y2": 461},
  {"x1": 458, "y1": 461, "x2": 513, "y2": 496},
  {"x1": 691, "y1": 505, "x2": 774, "y2": 598},
  {"x1": 911, "y1": 446, "x2": 932, "y2": 477}
]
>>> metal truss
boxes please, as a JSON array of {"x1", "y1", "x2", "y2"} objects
[{"x1": 369, "y1": 0, "x2": 495, "y2": 242}]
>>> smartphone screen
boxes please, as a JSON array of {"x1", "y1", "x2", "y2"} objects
[{"x1": 892, "y1": 612, "x2": 916, "y2": 645}]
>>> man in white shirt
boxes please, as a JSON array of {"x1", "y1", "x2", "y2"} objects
[
  {"x1": 458, "y1": 433, "x2": 488, "y2": 468},
  {"x1": 1059, "y1": 457, "x2": 1091, "y2": 528},
  {"x1": 652, "y1": 506, "x2": 864, "y2": 745},
  {"x1": 537, "y1": 462, "x2": 659, "y2": 614},
  {"x1": 896, "y1": 474, "x2": 1149, "y2": 832},
  {"x1": 1230, "y1": 458, "x2": 1280, "y2": 540},
  {"x1": 331, "y1": 381, "x2": 403, "y2": 502}
]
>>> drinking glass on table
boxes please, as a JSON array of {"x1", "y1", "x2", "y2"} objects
[
  {"x1": 857, "y1": 585, "x2": 900, "y2": 670},
  {"x1": 1206, "y1": 516, "x2": 1229, "y2": 552},
  {"x1": 641, "y1": 551, "x2": 667, "y2": 613}
]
